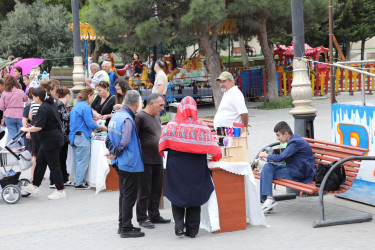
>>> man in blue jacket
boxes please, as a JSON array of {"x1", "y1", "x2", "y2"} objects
[
  {"x1": 258, "y1": 121, "x2": 315, "y2": 213},
  {"x1": 105, "y1": 90, "x2": 145, "y2": 238}
]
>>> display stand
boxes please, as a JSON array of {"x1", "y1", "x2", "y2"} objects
[{"x1": 211, "y1": 131, "x2": 248, "y2": 233}]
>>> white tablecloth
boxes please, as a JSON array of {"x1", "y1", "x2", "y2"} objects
[
  {"x1": 86, "y1": 140, "x2": 110, "y2": 194},
  {"x1": 200, "y1": 161, "x2": 267, "y2": 232},
  {"x1": 68, "y1": 140, "x2": 110, "y2": 194}
]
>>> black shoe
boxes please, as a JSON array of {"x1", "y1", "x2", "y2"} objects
[
  {"x1": 139, "y1": 220, "x2": 155, "y2": 229},
  {"x1": 151, "y1": 216, "x2": 171, "y2": 224},
  {"x1": 175, "y1": 229, "x2": 185, "y2": 236},
  {"x1": 185, "y1": 232, "x2": 197, "y2": 238},
  {"x1": 74, "y1": 184, "x2": 90, "y2": 190},
  {"x1": 120, "y1": 229, "x2": 145, "y2": 238},
  {"x1": 118, "y1": 227, "x2": 141, "y2": 234}
]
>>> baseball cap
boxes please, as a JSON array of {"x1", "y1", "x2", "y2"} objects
[{"x1": 216, "y1": 71, "x2": 234, "y2": 81}]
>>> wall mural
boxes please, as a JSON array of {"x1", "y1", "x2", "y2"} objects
[{"x1": 332, "y1": 104, "x2": 375, "y2": 206}]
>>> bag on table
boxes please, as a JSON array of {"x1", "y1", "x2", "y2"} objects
[{"x1": 315, "y1": 161, "x2": 346, "y2": 191}]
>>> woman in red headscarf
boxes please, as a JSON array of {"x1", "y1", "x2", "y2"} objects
[{"x1": 159, "y1": 96, "x2": 221, "y2": 238}]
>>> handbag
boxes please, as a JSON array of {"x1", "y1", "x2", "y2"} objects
[
  {"x1": 17, "y1": 151, "x2": 33, "y2": 171},
  {"x1": 315, "y1": 161, "x2": 346, "y2": 191}
]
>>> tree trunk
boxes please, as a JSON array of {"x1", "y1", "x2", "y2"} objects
[
  {"x1": 239, "y1": 36, "x2": 250, "y2": 68},
  {"x1": 199, "y1": 32, "x2": 223, "y2": 110},
  {"x1": 345, "y1": 40, "x2": 351, "y2": 61},
  {"x1": 361, "y1": 39, "x2": 366, "y2": 60},
  {"x1": 257, "y1": 16, "x2": 278, "y2": 102},
  {"x1": 93, "y1": 39, "x2": 105, "y2": 63}
]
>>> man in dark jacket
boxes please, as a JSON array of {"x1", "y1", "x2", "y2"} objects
[{"x1": 258, "y1": 121, "x2": 315, "y2": 213}]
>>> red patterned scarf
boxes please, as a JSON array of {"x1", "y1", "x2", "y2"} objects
[{"x1": 159, "y1": 96, "x2": 222, "y2": 161}]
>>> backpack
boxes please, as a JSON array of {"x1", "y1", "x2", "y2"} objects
[{"x1": 315, "y1": 161, "x2": 346, "y2": 191}]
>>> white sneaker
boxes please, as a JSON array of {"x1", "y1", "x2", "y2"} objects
[
  {"x1": 48, "y1": 190, "x2": 67, "y2": 200},
  {"x1": 64, "y1": 181, "x2": 75, "y2": 186},
  {"x1": 262, "y1": 198, "x2": 277, "y2": 213},
  {"x1": 22, "y1": 184, "x2": 39, "y2": 194}
]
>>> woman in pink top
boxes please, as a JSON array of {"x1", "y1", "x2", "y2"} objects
[{"x1": 0, "y1": 75, "x2": 28, "y2": 144}]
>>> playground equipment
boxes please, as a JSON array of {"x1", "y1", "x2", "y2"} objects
[{"x1": 129, "y1": 65, "x2": 153, "y2": 89}]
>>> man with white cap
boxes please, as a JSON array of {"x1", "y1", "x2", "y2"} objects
[{"x1": 213, "y1": 71, "x2": 248, "y2": 129}]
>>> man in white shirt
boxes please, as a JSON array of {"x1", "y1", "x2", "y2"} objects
[
  {"x1": 213, "y1": 71, "x2": 248, "y2": 129},
  {"x1": 152, "y1": 61, "x2": 168, "y2": 95},
  {"x1": 152, "y1": 61, "x2": 168, "y2": 116},
  {"x1": 85, "y1": 63, "x2": 109, "y2": 89}
]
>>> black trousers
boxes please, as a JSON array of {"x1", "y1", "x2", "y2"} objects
[
  {"x1": 171, "y1": 204, "x2": 201, "y2": 235},
  {"x1": 50, "y1": 141, "x2": 69, "y2": 184},
  {"x1": 136, "y1": 163, "x2": 163, "y2": 222},
  {"x1": 116, "y1": 166, "x2": 139, "y2": 230},
  {"x1": 33, "y1": 144, "x2": 64, "y2": 190}
]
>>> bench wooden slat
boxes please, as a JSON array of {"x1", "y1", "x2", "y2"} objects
[
  {"x1": 310, "y1": 144, "x2": 367, "y2": 156},
  {"x1": 314, "y1": 156, "x2": 360, "y2": 169},
  {"x1": 304, "y1": 137, "x2": 369, "y2": 153}
]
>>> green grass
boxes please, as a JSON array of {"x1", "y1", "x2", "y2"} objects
[{"x1": 257, "y1": 96, "x2": 294, "y2": 110}]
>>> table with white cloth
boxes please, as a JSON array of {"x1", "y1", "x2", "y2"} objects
[
  {"x1": 199, "y1": 161, "x2": 267, "y2": 233},
  {"x1": 67, "y1": 140, "x2": 112, "y2": 194}
]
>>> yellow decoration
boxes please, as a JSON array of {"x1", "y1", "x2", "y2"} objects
[{"x1": 68, "y1": 22, "x2": 103, "y2": 40}]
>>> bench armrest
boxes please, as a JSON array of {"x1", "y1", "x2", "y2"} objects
[{"x1": 318, "y1": 155, "x2": 375, "y2": 220}]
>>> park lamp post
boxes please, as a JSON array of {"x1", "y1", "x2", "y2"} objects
[
  {"x1": 71, "y1": 0, "x2": 85, "y2": 92},
  {"x1": 289, "y1": 0, "x2": 317, "y2": 138}
]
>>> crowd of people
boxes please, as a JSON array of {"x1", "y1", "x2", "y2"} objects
[{"x1": 0, "y1": 52, "x2": 316, "y2": 240}]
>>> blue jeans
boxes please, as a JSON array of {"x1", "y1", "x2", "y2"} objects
[
  {"x1": 4, "y1": 117, "x2": 23, "y2": 145},
  {"x1": 73, "y1": 134, "x2": 91, "y2": 186},
  {"x1": 260, "y1": 163, "x2": 293, "y2": 201}
]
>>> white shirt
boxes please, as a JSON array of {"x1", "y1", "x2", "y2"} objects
[
  {"x1": 152, "y1": 70, "x2": 168, "y2": 95},
  {"x1": 214, "y1": 86, "x2": 248, "y2": 128}
]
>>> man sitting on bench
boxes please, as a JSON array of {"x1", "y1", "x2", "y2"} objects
[{"x1": 258, "y1": 121, "x2": 316, "y2": 213}]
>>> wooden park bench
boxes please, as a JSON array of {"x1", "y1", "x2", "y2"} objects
[{"x1": 253, "y1": 137, "x2": 374, "y2": 227}]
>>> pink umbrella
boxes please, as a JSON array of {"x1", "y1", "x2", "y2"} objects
[{"x1": 10, "y1": 58, "x2": 45, "y2": 75}]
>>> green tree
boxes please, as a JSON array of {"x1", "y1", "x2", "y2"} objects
[
  {"x1": 85, "y1": 0, "x2": 227, "y2": 108},
  {"x1": 0, "y1": 0, "x2": 73, "y2": 72},
  {"x1": 333, "y1": 0, "x2": 375, "y2": 60},
  {"x1": 0, "y1": 0, "x2": 34, "y2": 26},
  {"x1": 229, "y1": 0, "x2": 290, "y2": 102}
]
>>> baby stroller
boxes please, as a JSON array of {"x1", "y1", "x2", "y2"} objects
[{"x1": 0, "y1": 131, "x2": 33, "y2": 204}]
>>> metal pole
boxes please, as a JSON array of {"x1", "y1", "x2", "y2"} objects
[
  {"x1": 333, "y1": 63, "x2": 375, "y2": 78},
  {"x1": 361, "y1": 63, "x2": 365, "y2": 105},
  {"x1": 337, "y1": 60, "x2": 375, "y2": 65},
  {"x1": 290, "y1": 0, "x2": 317, "y2": 137},
  {"x1": 291, "y1": 0, "x2": 305, "y2": 58},
  {"x1": 72, "y1": 0, "x2": 81, "y2": 57},
  {"x1": 329, "y1": 0, "x2": 335, "y2": 104},
  {"x1": 71, "y1": 0, "x2": 85, "y2": 91},
  {"x1": 228, "y1": 35, "x2": 231, "y2": 71},
  {"x1": 84, "y1": 39, "x2": 88, "y2": 77}
]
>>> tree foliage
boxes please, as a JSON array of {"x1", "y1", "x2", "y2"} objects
[
  {"x1": 85, "y1": 0, "x2": 227, "y2": 108},
  {"x1": 0, "y1": 0, "x2": 73, "y2": 72},
  {"x1": 334, "y1": 0, "x2": 375, "y2": 59}
]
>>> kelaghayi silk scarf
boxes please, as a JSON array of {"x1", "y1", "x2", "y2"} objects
[{"x1": 159, "y1": 96, "x2": 222, "y2": 161}]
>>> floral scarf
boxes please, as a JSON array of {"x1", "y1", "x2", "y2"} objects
[{"x1": 159, "y1": 96, "x2": 222, "y2": 161}]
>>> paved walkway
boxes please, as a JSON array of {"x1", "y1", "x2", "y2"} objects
[{"x1": 1, "y1": 93, "x2": 375, "y2": 249}]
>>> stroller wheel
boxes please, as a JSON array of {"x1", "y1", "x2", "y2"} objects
[
  {"x1": 2, "y1": 184, "x2": 21, "y2": 204},
  {"x1": 18, "y1": 178, "x2": 31, "y2": 197}
]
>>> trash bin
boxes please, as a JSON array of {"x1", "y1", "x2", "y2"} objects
[{"x1": 240, "y1": 68, "x2": 263, "y2": 98}]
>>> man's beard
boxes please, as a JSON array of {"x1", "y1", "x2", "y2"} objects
[{"x1": 220, "y1": 87, "x2": 226, "y2": 92}]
